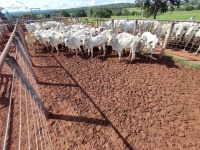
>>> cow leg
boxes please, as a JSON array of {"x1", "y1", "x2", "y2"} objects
[
  {"x1": 91, "y1": 47, "x2": 94, "y2": 58},
  {"x1": 102, "y1": 45, "x2": 106, "y2": 57},
  {"x1": 55, "y1": 45, "x2": 59, "y2": 55},
  {"x1": 87, "y1": 49, "x2": 90, "y2": 56},
  {"x1": 61, "y1": 45, "x2": 64, "y2": 50},
  {"x1": 78, "y1": 46, "x2": 83, "y2": 55},
  {"x1": 131, "y1": 48, "x2": 136, "y2": 62},
  {"x1": 118, "y1": 51, "x2": 122, "y2": 62},
  {"x1": 195, "y1": 45, "x2": 200, "y2": 55}
]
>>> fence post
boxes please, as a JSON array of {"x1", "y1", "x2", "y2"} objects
[
  {"x1": 134, "y1": 20, "x2": 138, "y2": 35},
  {"x1": 159, "y1": 22, "x2": 175, "y2": 59},
  {"x1": 5, "y1": 54, "x2": 49, "y2": 118},
  {"x1": 112, "y1": 19, "x2": 114, "y2": 30},
  {"x1": 70, "y1": 17, "x2": 73, "y2": 25},
  {"x1": 76, "y1": 17, "x2": 79, "y2": 24},
  {"x1": 85, "y1": 18, "x2": 88, "y2": 26},
  {"x1": 96, "y1": 19, "x2": 98, "y2": 28}
]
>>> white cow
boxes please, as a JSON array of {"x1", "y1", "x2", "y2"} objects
[
  {"x1": 117, "y1": 20, "x2": 137, "y2": 33},
  {"x1": 140, "y1": 32, "x2": 159, "y2": 58},
  {"x1": 64, "y1": 35, "x2": 86, "y2": 55},
  {"x1": 192, "y1": 29, "x2": 200, "y2": 55},
  {"x1": 46, "y1": 32, "x2": 65, "y2": 54},
  {"x1": 107, "y1": 33, "x2": 140, "y2": 62},
  {"x1": 183, "y1": 25, "x2": 199, "y2": 50},
  {"x1": 82, "y1": 35, "x2": 107, "y2": 58},
  {"x1": 174, "y1": 24, "x2": 188, "y2": 44}
]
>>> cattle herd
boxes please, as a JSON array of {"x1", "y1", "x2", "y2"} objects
[{"x1": 24, "y1": 18, "x2": 200, "y2": 62}]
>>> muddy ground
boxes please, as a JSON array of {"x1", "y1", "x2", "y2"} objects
[{"x1": 1, "y1": 43, "x2": 200, "y2": 150}]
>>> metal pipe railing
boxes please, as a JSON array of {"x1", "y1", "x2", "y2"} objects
[{"x1": 0, "y1": 20, "x2": 18, "y2": 73}]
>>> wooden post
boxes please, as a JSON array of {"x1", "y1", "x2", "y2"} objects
[
  {"x1": 76, "y1": 17, "x2": 79, "y2": 24},
  {"x1": 5, "y1": 54, "x2": 49, "y2": 118},
  {"x1": 13, "y1": 38, "x2": 39, "y2": 83},
  {"x1": 134, "y1": 20, "x2": 138, "y2": 35},
  {"x1": 159, "y1": 22, "x2": 175, "y2": 59},
  {"x1": 112, "y1": 19, "x2": 114, "y2": 30},
  {"x1": 70, "y1": 17, "x2": 73, "y2": 25},
  {"x1": 96, "y1": 19, "x2": 98, "y2": 28},
  {"x1": 85, "y1": 18, "x2": 88, "y2": 26}
]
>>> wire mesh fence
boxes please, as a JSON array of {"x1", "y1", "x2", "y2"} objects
[{"x1": 1, "y1": 21, "x2": 53, "y2": 150}]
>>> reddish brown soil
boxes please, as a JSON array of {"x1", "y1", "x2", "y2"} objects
[{"x1": 1, "y1": 44, "x2": 200, "y2": 149}]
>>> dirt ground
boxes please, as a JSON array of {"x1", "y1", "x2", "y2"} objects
[{"x1": 1, "y1": 41, "x2": 200, "y2": 150}]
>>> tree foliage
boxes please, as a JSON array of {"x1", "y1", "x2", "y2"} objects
[
  {"x1": 122, "y1": 8, "x2": 130, "y2": 15},
  {"x1": 61, "y1": 10, "x2": 70, "y2": 17},
  {"x1": 135, "y1": 0, "x2": 180, "y2": 19},
  {"x1": 92, "y1": 8, "x2": 112, "y2": 18},
  {"x1": 29, "y1": 13, "x2": 37, "y2": 19},
  {"x1": 44, "y1": 13, "x2": 51, "y2": 18},
  {"x1": 0, "y1": 12, "x2": 5, "y2": 18},
  {"x1": 76, "y1": 9, "x2": 87, "y2": 17},
  {"x1": 88, "y1": 7, "x2": 94, "y2": 17}
]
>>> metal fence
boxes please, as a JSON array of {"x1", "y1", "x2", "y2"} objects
[{"x1": 0, "y1": 20, "x2": 53, "y2": 150}]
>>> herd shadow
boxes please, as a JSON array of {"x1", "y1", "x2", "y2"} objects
[{"x1": 35, "y1": 45, "x2": 180, "y2": 70}]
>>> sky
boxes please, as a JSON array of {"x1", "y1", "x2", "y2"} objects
[{"x1": 0, "y1": 0, "x2": 135, "y2": 13}]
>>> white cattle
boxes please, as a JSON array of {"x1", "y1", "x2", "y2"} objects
[
  {"x1": 101, "y1": 20, "x2": 112, "y2": 29},
  {"x1": 138, "y1": 20, "x2": 154, "y2": 33},
  {"x1": 46, "y1": 32, "x2": 65, "y2": 54},
  {"x1": 34, "y1": 30, "x2": 51, "y2": 50},
  {"x1": 117, "y1": 20, "x2": 137, "y2": 33},
  {"x1": 82, "y1": 35, "x2": 107, "y2": 57},
  {"x1": 90, "y1": 27, "x2": 98, "y2": 37},
  {"x1": 64, "y1": 35, "x2": 86, "y2": 55},
  {"x1": 153, "y1": 23, "x2": 170, "y2": 38},
  {"x1": 25, "y1": 34, "x2": 39, "y2": 53},
  {"x1": 175, "y1": 24, "x2": 188, "y2": 43},
  {"x1": 192, "y1": 29, "x2": 200, "y2": 55},
  {"x1": 183, "y1": 25, "x2": 199, "y2": 50},
  {"x1": 140, "y1": 32, "x2": 159, "y2": 57},
  {"x1": 107, "y1": 33, "x2": 140, "y2": 62}
]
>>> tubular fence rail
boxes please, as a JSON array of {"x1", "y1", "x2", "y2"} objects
[{"x1": 0, "y1": 20, "x2": 53, "y2": 150}]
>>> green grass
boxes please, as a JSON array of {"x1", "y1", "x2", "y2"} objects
[
  {"x1": 165, "y1": 55, "x2": 200, "y2": 70},
  {"x1": 111, "y1": 10, "x2": 200, "y2": 20}
]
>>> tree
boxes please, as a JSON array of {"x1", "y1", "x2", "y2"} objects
[
  {"x1": 29, "y1": 13, "x2": 37, "y2": 19},
  {"x1": 76, "y1": 9, "x2": 87, "y2": 17},
  {"x1": 44, "y1": 13, "x2": 51, "y2": 18},
  {"x1": 0, "y1": 11, "x2": 5, "y2": 18},
  {"x1": 122, "y1": 8, "x2": 130, "y2": 16},
  {"x1": 10, "y1": 15, "x2": 18, "y2": 19},
  {"x1": 61, "y1": 10, "x2": 70, "y2": 17},
  {"x1": 92, "y1": 8, "x2": 112, "y2": 18},
  {"x1": 88, "y1": 7, "x2": 94, "y2": 17},
  {"x1": 137, "y1": 0, "x2": 180, "y2": 19}
]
